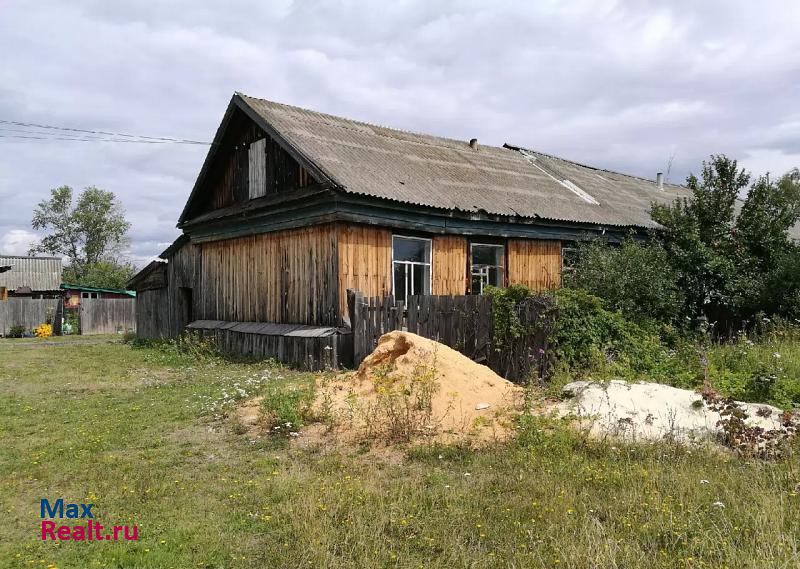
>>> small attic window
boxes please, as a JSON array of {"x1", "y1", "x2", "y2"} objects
[{"x1": 248, "y1": 138, "x2": 267, "y2": 199}]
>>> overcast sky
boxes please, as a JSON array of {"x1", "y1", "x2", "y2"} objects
[{"x1": 1, "y1": 1, "x2": 799, "y2": 265}]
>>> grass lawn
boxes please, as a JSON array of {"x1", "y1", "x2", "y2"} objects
[{"x1": 0, "y1": 337, "x2": 798, "y2": 568}]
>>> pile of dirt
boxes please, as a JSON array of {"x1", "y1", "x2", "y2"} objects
[{"x1": 311, "y1": 331, "x2": 523, "y2": 445}]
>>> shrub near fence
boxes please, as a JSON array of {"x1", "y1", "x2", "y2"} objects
[{"x1": 347, "y1": 289, "x2": 555, "y2": 382}]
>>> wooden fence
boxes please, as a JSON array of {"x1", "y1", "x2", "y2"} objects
[
  {"x1": 0, "y1": 298, "x2": 59, "y2": 335},
  {"x1": 80, "y1": 298, "x2": 136, "y2": 335},
  {"x1": 135, "y1": 288, "x2": 169, "y2": 339},
  {"x1": 347, "y1": 290, "x2": 555, "y2": 382}
]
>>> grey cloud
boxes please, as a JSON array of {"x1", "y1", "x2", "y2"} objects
[{"x1": 1, "y1": 0, "x2": 799, "y2": 267}]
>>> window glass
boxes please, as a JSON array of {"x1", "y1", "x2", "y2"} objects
[
  {"x1": 392, "y1": 236, "x2": 431, "y2": 302},
  {"x1": 393, "y1": 263, "x2": 407, "y2": 302},
  {"x1": 412, "y1": 264, "x2": 430, "y2": 298},
  {"x1": 393, "y1": 237, "x2": 430, "y2": 263},
  {"x1": 470, "y1": 243, "x2": 505, "y2": 294}
]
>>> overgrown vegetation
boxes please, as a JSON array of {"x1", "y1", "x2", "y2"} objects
[
  {"x1": 130, "y1": 331, "x2": 220, "y2": 365},
  {"x1": 485, "y1": 284, "x2": 558, "y2": 380},
  {"x1": 1, "y1": 338, "x2": 798, "y2": 568},
  {"x1": 261, "y1": 384, "x2": 314, "y2": 435},
  {"x1": 519, "y1": 155, "x2": 800, "y2": 412},
  {"x1": 569, "y1": 157, "x2": 800, "y2": 334},
  {"x1": 488, "y1": 283, "x2": 800, "y2": 409}
]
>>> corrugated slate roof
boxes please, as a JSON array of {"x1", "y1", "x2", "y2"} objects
[
  {"x1": 238, "y1": 94, "x2": 693, "y2": 229},
  {"x1": 0, "y1": 255, "x2": 62, "y2": 291}
]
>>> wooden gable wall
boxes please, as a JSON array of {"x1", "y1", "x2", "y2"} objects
[
  {"x1": 198, "y1": 224, "x2": 340, "y2": 326},
  {"x1": 189, "y1": 108, "x2": 317, "y2": 219}
]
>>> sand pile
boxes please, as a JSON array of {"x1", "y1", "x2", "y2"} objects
[
  {"x1": 312, "y1": 331, "x2": 523, "y2": 444},
  {"x1": 555, "y1": 380, "x2": 791, "y2": 444}
]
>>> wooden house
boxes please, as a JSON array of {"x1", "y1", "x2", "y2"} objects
[{"x1": 129, "y1": 92, "x2": 692, "y2": 366}]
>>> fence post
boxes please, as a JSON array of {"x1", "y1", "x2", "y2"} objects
[
  {"x1": 52, "y1": 298, "x2": 63, "y2": 336},
  {"x1": 347, "y1": 289, "x2": 366, "y2": 366}
]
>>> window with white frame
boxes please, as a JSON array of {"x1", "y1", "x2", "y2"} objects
[
  {"x1": 392, "y1": 235, "x2": 431, "y2": 302},
  {"x1": 561, "y1": 246, "x2": 578, "y2": 274},
  {"x1": 470, "y1": 243, "x2": 505, "y2": 294}
]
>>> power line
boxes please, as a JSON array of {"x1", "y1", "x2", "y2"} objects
[
  {"x1": 0, "y1": 119, "x2": 212, "y2": 145},
  {"x1": 0, "y1": 127, "x2": 176, "y2": 143},
  {"x1": 0, "y1": 133, "x2": 182, "y2": 143}
]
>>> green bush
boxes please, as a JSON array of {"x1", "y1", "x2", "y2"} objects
[
  {"x1": 484, "y1": 284, "x2": 558, "y2": 381},
  {"x1": 7, "y1": 325, "x2": 26, "y2": 338},
  {"x1": 565, "y1": 238, "x2": 685, "y2": 326},
  {"x1": 552, "y1": 288, "x2": 671, "y2": 377},
  {"x1": 705, "y1": 331, "x2": 800, "y2": 409}
]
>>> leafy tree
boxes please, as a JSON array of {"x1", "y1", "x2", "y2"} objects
[
  {"x1": 737, "y1": 169, "x2": 800, "y2": 264},
  {"x1": 650, "y1": 155, "x2": 750, "y2": 327},
  {"x1": 570, "y1": 157, "x2": 800, "y2": 333},
  {"x1": 29, "y1": 185, "x2": 132, "y2": 288},
  {"x1": 63, "y1": 260, "x2": 136, "y2": 290},
  {"x1": 564, "y1": 238, "x2": 684, "y2": 326},
  {"x1": 650, "y1": 157, "x2": 800, "y2": 330}
]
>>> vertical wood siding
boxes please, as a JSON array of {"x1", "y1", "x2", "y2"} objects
[
  {"x1": 507, "y1": 239, "x2": 562, "y2": 290},
  {"x1": 168, "y1": 241, "x2": 201, "y2": 336},
  {"x1": 432, "y1": 235, "x2": 467, "y2": 295},
  {"x1": 80, "y1": 298, "x2": 136, "y2": 335},
  {"x1": 135, "y1": 288, "x2": 169, "y2": 339},
  {"x1": 199, "y1": 225, "x2": 340, "y2": 326},
  {"x1": 336, "y1": 223, "x2": 392, "y2": 321},
  {"x1": 194, "y1": 109, "x2": 317, "y2": 219}
]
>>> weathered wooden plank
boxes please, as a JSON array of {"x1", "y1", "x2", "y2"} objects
[
  {"x1": 81, "y1": 298, "x2": 136, "y2": 335},
  {"x1": 0, "y1": 298, "x2": 60, "y2": 336}
]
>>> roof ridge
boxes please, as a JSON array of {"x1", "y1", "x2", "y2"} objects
[
  {"x1": 238, "y1": 92, "x2": 510, "y2": 155},
  {"x1": 505, "y1": 144, "x2": 686, "y2": 189}
]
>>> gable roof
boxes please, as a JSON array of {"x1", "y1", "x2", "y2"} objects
[
  {"x1": 205, "y1": 93, "x2": 692, "y2": 229},
  {"x1": 126, "y1": 260, "x2": 167, "y2": 292},
  {"x1": 0, "y1": 255, "x2": 62, "y2": 291}
]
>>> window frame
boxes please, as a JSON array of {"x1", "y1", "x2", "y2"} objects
[
  {"x1": 391, "y1": 234, "x2": 433, "y2": 302},
  {"x1": 561, "y1": 245, "x2": 578, "y2": 275},
  {"x1": 468, "y1": 241, "x2": 507, "y2": 294}
]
